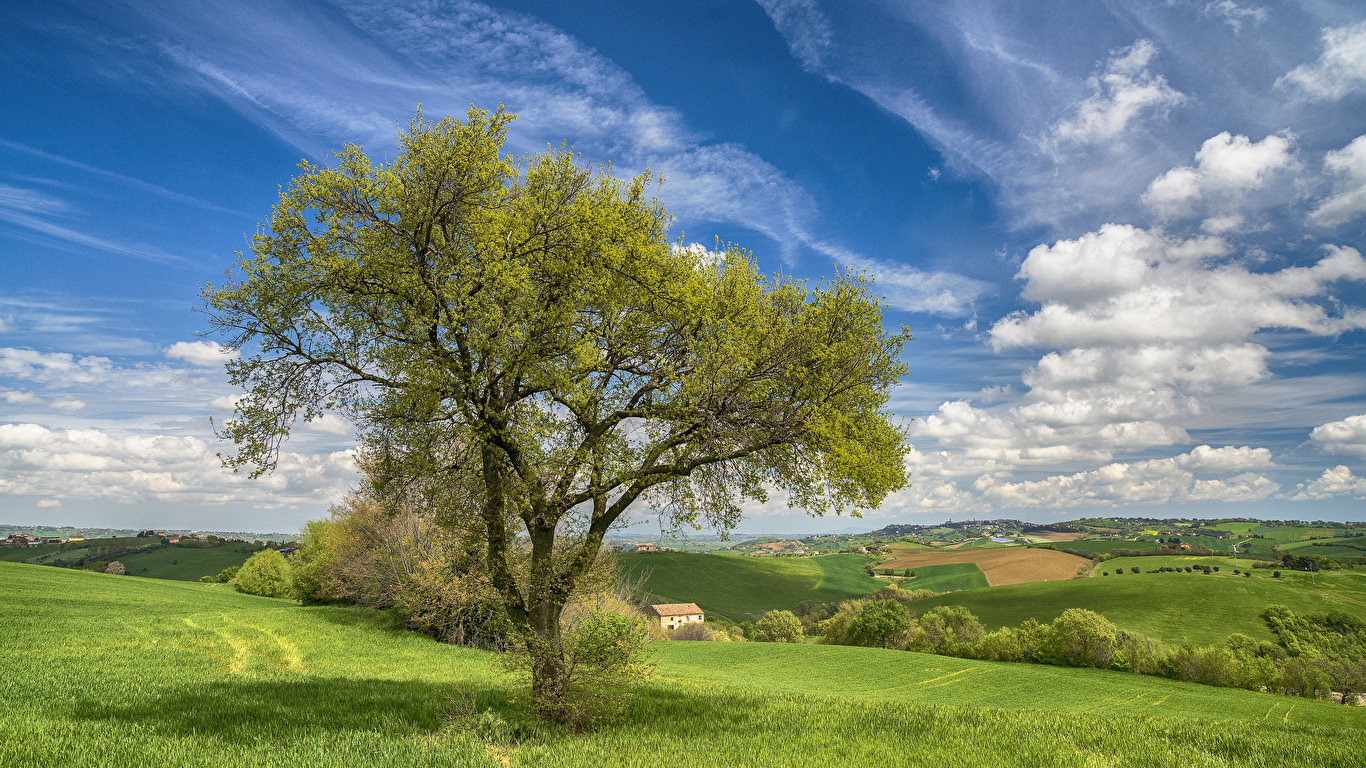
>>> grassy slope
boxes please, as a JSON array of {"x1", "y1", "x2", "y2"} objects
[
  {"x1": 899, "y1": 562, "x2": 989, "y2": 592},
  {"x1": 620, "y1": 552, "x2": 884, "y2": 621},
  {"x1": 2, "y1": 562, "x2": 1364, "y2": 767},
  {"x1": 117, "y1": 544, "x2": 266, "y2": 580},
  {"x1": 909, "y1": 556, "x2": 1366, "y2": 645}
]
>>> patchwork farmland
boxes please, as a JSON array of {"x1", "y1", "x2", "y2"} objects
[{"x1": 877, "y1": 545, "x2": 1091, "y2": 586}]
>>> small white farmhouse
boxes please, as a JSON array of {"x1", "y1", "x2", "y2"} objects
[{"x1": 645, "y1": 602, "x2": 704, "y2": 629}]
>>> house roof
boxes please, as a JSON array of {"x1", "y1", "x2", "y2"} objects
[{"x1": 646, "y1": 603, "x2": 703, "y2": 617}]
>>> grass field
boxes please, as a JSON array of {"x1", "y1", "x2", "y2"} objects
[
  {"x1": 620, "y1": 552, "x2": 884, "y2": 620},
  {"x1": 876, "y1": 546, "x2": 1091, "y2": 586},
  {"x1": 2, "y1": 561, "x2": 1364, "y2": 767},
  {"x1": 117, "y1": 543, "x2": 266, "y2": 580},
  {"x1": 896, "y1": 562, "x2": 989, "y2": 592},
  {"x1": 909, "y1": 555, "x2": 1366, "y2": 645}
]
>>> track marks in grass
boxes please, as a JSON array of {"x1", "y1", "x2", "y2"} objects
[{"x1": 182, "y1": 614, "x2": 305, "y2": 675}]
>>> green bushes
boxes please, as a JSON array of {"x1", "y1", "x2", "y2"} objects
[
  {"x1": 813, "y1": 597, "x2": 1366, "y2": 705},
  {"x1": 753, "y1": 610, "x2": 803, "y2": 643},
  {"x1": 235, "y1": 549, "x2": 294, "y2": 598},
  {"x1": 847, "y1": 600, "x2": 910, "y2": 649}
]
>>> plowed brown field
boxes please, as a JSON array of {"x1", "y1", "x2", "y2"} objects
[
  {"x1": 1030, "y1": 531, "x2": 1086, "y2": 542},
  {"x1": 877, "y1": 547, "x2": 1090, "y2": 586}
]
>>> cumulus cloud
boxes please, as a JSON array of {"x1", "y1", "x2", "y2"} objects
[
  {"x1": 0, "y1": 347, "x2": 192, "y2": 388},
  {"x1": 303, "y1": 414, "x2": 352, "y2": 435},
  {"x1": 1046, "y1": 40, "x2": 1186, "y2": 149},
  {"x1": 994, "y1": 227, "x2": 1366, "y2": 350},
  {"x1": 1310, "y1": 413, "x2": 1366, "y2": 456},
  {"x1": 1277, "y1": 21, "x2": 1366, "y2": 101},
  {"x1": 1309, "y1": 134, "x2": 1366, "y2": 227},
  {"x1": 165, "y1": 340, "x2": 237, "y2": 367},
  {"x1": 1288, "y1": 465, "x2": 1366, "y2": 500},
  {"x1": 36, "y1": 498, "x2": 61, "y2": 508},
  {"x1": 1142, "y1": 132, "x2": 1297, "y2": 224},
  {"x1": 975, "y1": 452, "x2": 1278, "y2": 509},
  {"x1": 0, "y1": 423, "x2": 356, "y2": 505}
]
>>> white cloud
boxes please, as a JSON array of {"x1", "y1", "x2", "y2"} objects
[
  {"x1": 1046, "y1": 40, "x2": 1186, "y2": 149},
  {"x1": 0, "y1": 423, "x2": 356, "y2": 505},
  {"x1": 1277, "y1": 21, "x2": 1366, "y2": 101},
  {"x1": 48, "y1": 397, "x2": 86, "y2": 412},
  {"x1": 1202, "y1": 1, "x2": 1267, "y2": 34},
  {"x1": 0, "y1": 347, "x2": 191, "y2": 389},
  {"x1": 1289, "y1": 465, "x2": 1366, "y2": 500},
  {"x1": 36, "y1": 498, "x2": 61, "y2": 508},
  {"x1": 1309, "y1": 134, "x2": 1366, "y2": 227},
  {"x1": 993, "y1": 228, "x2": 1366, "y2": 350},
  {"x1": 165, "y1": 340, "x2": 237, "y2": 367},
  {"x1": 1, "y1": 390, "x2": 41, "y2": 405},
  {"x1": 975, "y1": 452, "x2": 1279, "y2": 509},
  {"x1": 754, "y1": 0, "x2": 832, "y2": 72},
  {"x1": 829, "y1": 249, "x2": 993, "y2": 317},
  {"x1": 1142, "y1": 132, "x2": 1297, "y2": 222},
  {"x1": 1310, "y1": 413, "x2": 1366, "y2": 457},
  {"x1": 209, "y1": 394, "x2": 244, "y2": 410},
  {"x1": 303, "y1": 414, "x2": 351, "y2": 435}
]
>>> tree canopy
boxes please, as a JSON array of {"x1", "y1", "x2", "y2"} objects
[{"x1": 204, "y1": 106, "x2": 912, "y2": 720}]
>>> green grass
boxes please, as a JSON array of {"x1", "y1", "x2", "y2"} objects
[
  {"x1": 2, "y1": 561, "x2": 1364, "y2": 767},
  {"x1": 620, "y1": 552, "x2": 884, "y2": 621},
  {"x1": 908, "y1": 556, "x2": 1366, "y2": 645},
  {"x1": 117, "y1": 543, "x2": 267, "y2": 581},
  {"x1": 899, "y1": 562, "x2": 989, "y2": 592}
]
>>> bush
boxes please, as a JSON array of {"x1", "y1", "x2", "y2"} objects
[
  {"x1": 199, "y1": 575, "x2": 215, "y2": 583},
  {"x1": 235, "y1": 549, "x2": 294, "y2": 598},
  {"x1": 753, "y1": 610, "x2": 803, "y2": 643},
  {"x1": 847, "y1": 599, "x2": 910, "y2": 649},
  {"x1": 1130, "y1": 567, "x2": 1138, "y2": 574},
  {"x1": 104, "y1": 561, "x2": 125, "y2": 575},
  {"x1": 1052, "y1": 608, "x2": 1118, "y2": 668},
  {"x1": 668, "y1": 622, "x2": 729, "y2": 641},
  {"x1": 1273, "y1": 570, "x2": 1281, "y2": 578},
  {"x1": 215, "y1": 566, "x2": 240, "y2": 583},
  {"x1": 907, "y1": 606, "x2": 984, "y2": 656},
  {"x1": 288, "y1": 520, "x2": 334, "y2": 601},
  {"x1": 509, "y1": 608, "x2": 651, "y2": 728}
]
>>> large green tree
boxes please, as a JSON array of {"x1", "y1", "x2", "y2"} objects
[{"x1": 204, "y1": 107, "x2": 912, "y2": 721}]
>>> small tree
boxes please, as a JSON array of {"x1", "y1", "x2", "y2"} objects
[
  {"x1": 847, "y1": 598, "x2": 909, "y2": 648},
  {"x1": 753, "y1": 610, "x2": 804, "y2": 643},
  {"x1": 1052, "y1": 608, "x2": 1118, "y2": 668},
  {"x1": 215, "y1": 566, "x2": 240, "y2": 583},
  {"x1": 236, "y1": 549, "x2": 294, "y2": 598},
  {"x1": 104, "y1": 561, "x2": 125, "y2": 575}
]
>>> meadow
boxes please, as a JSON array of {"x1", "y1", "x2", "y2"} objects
[
  {"x1": 876, "y1": 545, "x2": 1090, "y2": 586},
  {"x1": 909, "y1": 555, "x2": 1366, "y2": 645},
  {"x1": 2, "y1": 561, "x2": 1363, "y2": 767},
  {"x1": 894, "y1": 562, "x2": 988, "y2": 592},
  {"x1": 0, "y1": 540, "x2": 264, "y2": 581},
  {"x1": 620, "y1": 552, "x2": 884, "y2": 620}
]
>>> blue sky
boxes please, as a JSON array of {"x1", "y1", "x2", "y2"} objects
[{"x1": 2, "y1": 0, "x2": 1365, "y2": 534}]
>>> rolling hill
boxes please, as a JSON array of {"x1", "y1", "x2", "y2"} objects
[{"x1": 1, "y1": 560, "x2": 1362, "y2": 768}]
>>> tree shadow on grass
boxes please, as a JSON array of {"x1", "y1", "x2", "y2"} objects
[{"x1": 68, "y1": 677, "x2": 521, "y2": 743}]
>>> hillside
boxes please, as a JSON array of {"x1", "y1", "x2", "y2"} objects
[
  {"x1": 2, "y1": 561, "x2": 1363, "y2": 768},
  {"x1": 0, "y1": 540, "x2": 266, "y2": 581},
  {"x1": 619, "y1": 551, "x2": 886, "y2": 620},
  {"x1": 908, "y1": 555, "x2": 1366, "y2": 645}
]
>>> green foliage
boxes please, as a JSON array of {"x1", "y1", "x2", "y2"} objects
[
  {"x1": 198, "y1": 575, "x2": 215, "y2": 583},
  {"x1": 847, "y1": 599, "x2": 910, "y2": 649},
  {"x1": 753, "y1": 610, "x2": 804, "y2": 643},
  {"x1": 907, "y1": 606, "x2": 985, "y2": 655},
  {"x1": 215, "y1": 566, "x2": 240, "y2": 583},
  {"x1": 203, "y1": 106, "x2": 912, "y2": 723},
  {"x1": 1051, "y1": 609, "x2": 1118, "y2": 668},
  {"x1": 288, "y1": 520, "x2": 334, "y2": 602},
  {"x1": 235, "y1": 549, "x2": 294, "y2": 599}
]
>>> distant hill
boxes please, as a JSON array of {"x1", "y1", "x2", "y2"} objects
[{"x1": 619, "y1": 551, "x2": 884, "y2": 621}]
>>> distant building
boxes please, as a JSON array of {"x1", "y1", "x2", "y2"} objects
[
  {"x1": 66, "y1": 536, "x2": 84, "y2": 542},
  {"x1": 645, "y1": 603, "x2": 704, "y2": 630},
  {"x1": 166, "y1": 535, "x2": 182, "y2": 544},
  {"x1": 39, "y1": 537, "x2": 62, "y2": 545},
  {"x1": 629, "y1": 543, "x2": 658, "y2": 553}
]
